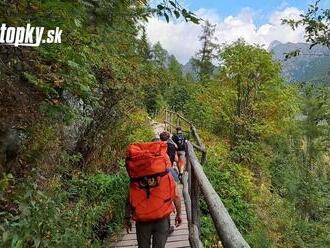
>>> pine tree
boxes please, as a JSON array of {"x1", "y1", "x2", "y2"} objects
[
  {"x1": 138, "y1": 27, "x2": 152, "y2": 61},
  {"x1": 168, "y1": 55, "x2": 183, "y2": 79},
  {"x1": 151, "y1": 42, "x2": 169, "y2": 68},
  {"x1": 192, "y1": 21, "x2": 219, "y2": 82}
]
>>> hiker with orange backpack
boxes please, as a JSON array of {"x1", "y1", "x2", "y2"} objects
[{"x1": 124, "y1": 141, "x2": 182, "y2": 248}]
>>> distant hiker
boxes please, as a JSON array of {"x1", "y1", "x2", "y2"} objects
[
  {"x1": 159, "y1": 132, "x2": 176, "y2": 164},
  {"x1": 159, "y1": 131, "x2": 180, "y2": 234},
  {"x1": 124, "y1": 141, "x2": 182, "y2": 248},
  {"x1": 172, "y1": 127, "x2": 187, "y2": 181}
]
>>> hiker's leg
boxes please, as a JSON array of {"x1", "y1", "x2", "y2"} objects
[
  {"x1": 178, "y1": 151, "x2": 186, "y2": 173},
  {"x1": 152, "y1": 217, "x2": 169, "y2": 248},
  {"x1": 136, "y1": 221, "x2": 152, "y2": 248}
]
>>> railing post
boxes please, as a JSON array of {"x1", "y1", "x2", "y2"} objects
[
  {"x1": 170, "y1": 112, "x2": 172, "y2": 134},
  {"x1": 187, "y1": 142, "x2": 250, "y2": 248},
  {"x1": 165, "y1": 109, "x2": 168, "y2": 131},
  {"x1": 191, "y1": 166, "x2": 201, "y2": 232},
  {"x1": 186, "y1": 148, "x2": 192, "y2": 195},
  {"x1": 201, "y1": 151, "x2": 207, "y2": 165},
  {"x1": 185, "y1": 152, "x2": 203, "y2": 248}
]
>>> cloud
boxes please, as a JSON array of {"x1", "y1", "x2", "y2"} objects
[
  {"x1": 146, "y1": 15, "x2": 202, "y2": 64},
  {"x1": 146, "y1": 7, "x2": 305, "y2": 64}
]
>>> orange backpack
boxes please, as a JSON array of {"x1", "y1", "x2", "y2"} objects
[{"x1": 126, "y1": 141, "x2": 176, "y2": 222}]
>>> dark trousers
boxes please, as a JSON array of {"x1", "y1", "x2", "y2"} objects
[{"x1": 136, "y1": 217, "x2": 169, "y2": 248}]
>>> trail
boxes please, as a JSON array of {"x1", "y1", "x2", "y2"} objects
[
  {"x1": 150, "y1": 119, "x2": 166, "y2": 138},
  {"x1": 111, "y1": 120, "x2": 190, "y2": 248}
]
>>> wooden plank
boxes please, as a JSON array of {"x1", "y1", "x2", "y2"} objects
[
  {"x1": 114, "y1": 246, "x2": 137, "y2": 248},
  {"x1": 119, "y1": 233, "x2": 137, "y2": 241},
  {"x1": 119, "y1": 231, "x2": 189, "y2": 242},
  {"x1": 115, "y1": 238, "x2": 190, "y2": 247},
  {"x1": 165, "y1": 240, "x2": 190, "y2": 248},
  {"x1": 123, "y1": 223, "x2": 188, "y2": 235},
  {"x1": 168, "y1": 235, "x2": 189, "y2": 242},
  {"x1": 114, "y1": 228, "x2": 189, "y2": 246},
  {"x1": 187, "y1": 141, "x2": 250, "y2": 248},
  {"x1": 170, "y1": 220, "x2": 188, "y2": 226},
  {"x1": 115, "y1": 239, "x2": 137, "y2": 247}
]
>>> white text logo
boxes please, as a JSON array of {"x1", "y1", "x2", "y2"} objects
[{"x1": 0, "y1": 24, "x2": 62, "y2": 47}]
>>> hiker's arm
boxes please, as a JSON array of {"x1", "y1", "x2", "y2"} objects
[{"x1": 173, "y1": 185, "x2": 182, "y2": 227}]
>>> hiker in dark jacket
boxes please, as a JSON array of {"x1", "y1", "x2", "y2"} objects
[
  {"x1": 159, "y1": 131, "x2": 179, "y2": 183},
  {"x1": 172, "y1": 127, "x2": 186, "y2": 181},
  {"x1": 159, "y1": 131, "x2": 177, "y2": 165}
]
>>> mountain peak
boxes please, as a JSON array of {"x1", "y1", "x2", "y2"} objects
[
  {"x1": 268, "y1": 40, "x2": 282, "y2": 50},
  {"x1": 271, "y1": 42, "x2": 330, "y2": 83}
]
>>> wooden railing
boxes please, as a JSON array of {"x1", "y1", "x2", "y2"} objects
[{"x1": 164, "y1": 109, "x2": 250, "y2": 248}]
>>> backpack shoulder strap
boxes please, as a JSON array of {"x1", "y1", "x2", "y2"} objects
[{"x1": 168, "y1": 138, "x2": 178, "y2": 149}]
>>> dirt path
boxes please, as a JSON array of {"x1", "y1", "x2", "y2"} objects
[{"x1": 150, "y1": 119, "x2": 166, "y2": 138}]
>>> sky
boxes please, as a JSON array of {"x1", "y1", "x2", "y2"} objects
[{"x1": 146, "y1": 0, "x2": 330, "y2": 64}]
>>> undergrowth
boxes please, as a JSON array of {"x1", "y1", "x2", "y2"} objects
[{"x1": 0, "y1": 167, "x2": 128, "y2": 247}]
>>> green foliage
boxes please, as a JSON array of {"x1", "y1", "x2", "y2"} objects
[
  {"x1": 0, "y1": 169, "x2": 128, "y2": 248},
  {"x1": 200, "y1": 215, "x2": 219, "y2": 247},
  {"x1": 298, "y1": 83, "x2": 330, "y2": 170},
  {"x1": 192, "y1": 21, "x2": 219, "y2": 82},
  {"x1": 124, "y1": 110, "x2": 156, "y2": 143},
  {"x1": 219, "y1": 41, "x2": 298, "y2": 147},
  {"x1": 152, "y1": 42, "x2": 170, "y2": 68},
  {"x1": 1, "y1": 0, "x2": 329, "y2": 247},
  {"x1": 154, "y1": 0, "x2": 201, "y2": 24},
  {"x1": 282, "y1": 0, "x2": 330, "y2": 48},
  {"x1": 182, "y1": 28, "x2": 329, "y2": 246},
  {"x1": 0, "y1": 173, "x2": 14, "y2": 198},
  {"x1": 23, "y1": 72, "x2": 59, "y2": 99},
  {"x1": 184, "y1": 82, "x2": 221, "y2": 131},
  {"x1": 143, "y1": 84, "x2": 167, "y2": 116},
  {"x1": 39, "y1": 102, "x2": 78, "y2": 125},
  {"x1": 166, "y1": 82, "x2": 191, "y2": 112},
  {"x1": 168, "y1": 55, "x2": 183, "y2": 79},
  {"x1": 200, "y1": 144, "x2": 257, "y2": 239},
  {"x1": 24, "y1": 122, "x2": 61, "y2": 166}
]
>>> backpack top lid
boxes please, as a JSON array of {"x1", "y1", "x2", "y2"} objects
[{"x1": 126, "y1": 141, "x2": 171, "y2": 178}]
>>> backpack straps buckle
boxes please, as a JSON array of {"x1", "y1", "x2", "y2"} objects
[{"x1": 130, "y1": 170, "x2": 169, "y2": 199}]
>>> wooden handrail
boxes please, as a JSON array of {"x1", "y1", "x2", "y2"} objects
[
  {"x1": 187, "y1": 142, "x2": 250, "y2": 248},
  {"x1": 163, "y1": 109, "x2": 250, "y2": 248},
  {"x1": 191, "y1": 143, "x2": 206, "y2": 153}
]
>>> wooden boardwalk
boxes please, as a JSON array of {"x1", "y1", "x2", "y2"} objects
[{"x1": 111, "y1": 185, "x2": 190, "y2": 248}]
